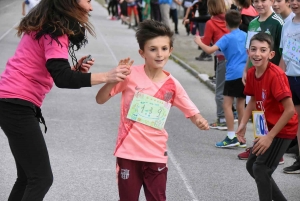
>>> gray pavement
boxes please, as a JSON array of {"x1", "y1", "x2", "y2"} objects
[{"x1": 0, "y1": 1, "x2": 300, "y2": 201}]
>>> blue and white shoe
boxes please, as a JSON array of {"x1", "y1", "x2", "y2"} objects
[{"x1": 215, "y1": 136, "x2": 240, "y2": 148}]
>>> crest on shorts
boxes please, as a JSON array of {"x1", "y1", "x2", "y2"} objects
[{"x1": 120, "y1": 169, "x2": 130, "y2": 180}]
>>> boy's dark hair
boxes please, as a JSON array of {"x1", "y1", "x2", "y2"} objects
[
  {"x1": 225, "y1": 10, "x2": 241, "y2": 28},
  {"x1": 136, "y1": 20, "x2": 174, "y2": 50},
  {"x1": 249, "y1": 32, "x2": 274, "y2": 50}
]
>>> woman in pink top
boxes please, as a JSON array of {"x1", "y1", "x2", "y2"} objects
[{"x1": 0, "y1": 0, "x2": 130, "y2": 200}]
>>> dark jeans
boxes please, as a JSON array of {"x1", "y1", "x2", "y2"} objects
[
  {"x1": 246, "y1": 138, "x2": 291, "y2": 201},
  {"x1": 170, "y1": 8, "x2": 178, "y2": 32},
  {"x1": 150, "y1": 3, "x2": 161, "y2": 21},
  {"x1": 0, "y1": 100, "x2": 53, "y2": 201}
]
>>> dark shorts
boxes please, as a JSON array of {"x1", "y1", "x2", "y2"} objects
[
  {"x1": 287, "y1": 76, "x2": 300, "y2": 105},
  {"x1": 116, "y1": 157, "x2": 168, "y2": 201},
  {"x1": 223, "y1": 78, "x2": 245, "y2": 98}
]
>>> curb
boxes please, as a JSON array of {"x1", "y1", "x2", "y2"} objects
[{"x1": 169, "y1": 54, "x2": 216, "y2": 92}]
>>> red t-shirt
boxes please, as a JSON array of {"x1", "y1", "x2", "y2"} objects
[{"x1": 244, "y1": 62, "x2": 298, "y2": 139}]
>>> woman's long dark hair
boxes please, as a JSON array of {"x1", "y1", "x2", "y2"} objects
[
  {"x1": 17, "y1": 0, "x2": 96, "y2": 68},
  {"x1": 17, "y1": 0, "x2": 95, "y2": 38}
]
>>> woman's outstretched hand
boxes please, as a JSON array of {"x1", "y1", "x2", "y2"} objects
[{"x1": 105, "y1": 57, "x2": 134, "y2": 83}]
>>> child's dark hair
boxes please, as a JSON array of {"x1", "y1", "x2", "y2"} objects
[
  {"x1": 249, "y1": 32, "x2": 274, "y2": 50},
  {"x1": 225, "y1": 10, "x2": 241, "y2": 28},
  {"x1": 135, "y1": 20, "x2": 174, "y2": 50}
]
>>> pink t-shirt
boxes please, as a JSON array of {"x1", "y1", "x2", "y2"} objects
[
  {"x1": 110, "y1": 65, "x2": 200, "y2": 163},
  {"x1": 0, "y1": 32, "x2": 69, "y2": 107}
]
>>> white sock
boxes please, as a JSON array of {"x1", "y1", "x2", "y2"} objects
[
  {"x1": 219, "y1": 118, "x2": 226, "y2": 123},
  {"x1": 227, "y1": 131, "x2": 236, "y2": 139}
]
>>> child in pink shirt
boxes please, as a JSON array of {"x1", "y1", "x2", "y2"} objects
[{"x1": 96, "y1": 19, "x2": 209, "y2": 201}]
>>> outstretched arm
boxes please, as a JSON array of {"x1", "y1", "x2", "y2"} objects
[
  {"x1": 96, "y1": 58, "x2": 133, "y2": 104},
  {"x1": 236, "y1": 96, "x2": 256, "y2": 143},
  {"x1": 194, "y1": 35, "x2": 219, "y2": 55}
]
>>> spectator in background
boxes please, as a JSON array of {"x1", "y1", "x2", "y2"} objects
[
  {"x1": 159, "y1": 0, "x2": 172, "y2": 27},
  {"x1": 142, "y1": 0, "x2": 151, "y2": 20},
  {"x1": 150, "y1": 0, "x2": 162, "y2": 21},
  {"x1": 234, "y1": 0, "x2": 258, "y2": 32},
  {"x1": 170, "y1": 0, "x2": 182, "y2": 34},
  {"x1": 22, "y1": 0, "x2": 40, "y2": 16},
  {"x1": 127, "y1": 0, "x2": 140, "y2": 28}
]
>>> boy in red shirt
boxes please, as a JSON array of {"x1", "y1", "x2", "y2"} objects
[{"x1": 236, "y1": 32, "x2": 298, "y2": 201}]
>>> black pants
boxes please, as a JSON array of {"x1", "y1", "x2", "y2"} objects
[
  {"x1": 170, "y1": 8, "x2": 178, "y2": 32},
  {"x1": 0, "y1": 100, "x2": 53, "y2": 201},
  {"x1": 246, "y1": 138, "x2": 291, "y2": 201},
  {"x1": 150, "y1": 3, "x2": 161, "y2": 21}
]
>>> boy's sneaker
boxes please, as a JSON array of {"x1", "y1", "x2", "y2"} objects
[
  {"x1": 238, "y1": 147, "x2": 285, "y2": 165},
  {"x1": 238, "y1": 142, "x2": 247, "y2": 148},
  {"x1": 195, "y1": 52, "x2": 213, "y2": 61},
  {"x1": 238, "y1": 147, "x2": 251, "y2": 160},
  {"x1": 283, "y1": 157, "x2": 300, "y2": 174},
  {"x1": 283, "y1": 157, "x2": 300, "y2": 173},
  {"x1": 209, "y1": 119, "x2": 227, "y2": 131},
  {"x1": 279, "y1": 157, "x2": 285, "y2": 165},
  {"x1": 215, "y1": 136, "x2": 240, "y2": 148}
]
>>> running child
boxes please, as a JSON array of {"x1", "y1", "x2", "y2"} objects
[{"x1": 95, "y1": 20, "x2": 209, "y2": 201}]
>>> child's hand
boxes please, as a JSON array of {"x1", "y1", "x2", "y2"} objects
[
  {"x1": 236, "y1": 124, "x2": 246, "y2": 143},
  {"x1": 252, "y1": 136, "x2": 273, "y2": 156},
  {"x1": 195, "y1": 116, "x2": 209, "y2": 130},
  {"x1": 194, "y1": 35, "x2": 202, "y2": 45},
  {"x1": 118, "y1": 57, "x2": 133, "y2": 76}
]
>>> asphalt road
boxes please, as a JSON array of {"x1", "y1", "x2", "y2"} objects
[{"x1": 0, "y1": 1, "x2": 299, "y2": 200}]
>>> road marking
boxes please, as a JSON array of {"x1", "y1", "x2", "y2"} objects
[
  {"x1": 0, "y1": 22, "x2": 18, "y2": 42},
  {"x1": 168, "y1": 149, "x2": 199, "y2": 201},
  {"x1": 0, "y1": 1, "x2": 18, "y2": 11},
  {"x1": 92, "y1": 20, "x2": 119, "y2": 64}
]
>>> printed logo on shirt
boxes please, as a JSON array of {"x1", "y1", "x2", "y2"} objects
[
  {"x1": 265, "y1": 29, "x2": 271, "y2": 35},
  {"x1": 121, "y1": 169, "x2": 130, "y2": 180},
  {"x1": 164, "y1": 91, "x2": 174, "y2": 102},
  {"x1": 135, "y1": 86, "x2": 143, "y2": 91},
  {"x1": 256, "y1": 27, "x2": 261, "y2": 32},
  {"x1": 256, "y1": 89, "x2": 267, "y2": 112}
]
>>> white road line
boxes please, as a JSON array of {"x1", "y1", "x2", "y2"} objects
[
  {"x1": 0, "y1": 22, "x2": 19, "y2": 42},
  {"x1": 92, "y1": 22, "x2": 119, "y2": 65},
  {"x1": 0, "y1": 1, "x2": 18, "y2": 11},
  {"x1": 168, "y1": 149, "x2": 199, "y2": 201}
]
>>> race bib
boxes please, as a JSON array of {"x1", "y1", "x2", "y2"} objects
[
  {"x1": 252, "y1": 111, "x2": 269, "y2": 138},
  {"x1": 127, "y1": 92, "x2": 171, "y2": 130},
  {"x1": 283, "y1": 38, "x2": 300, "y2": 64}
]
